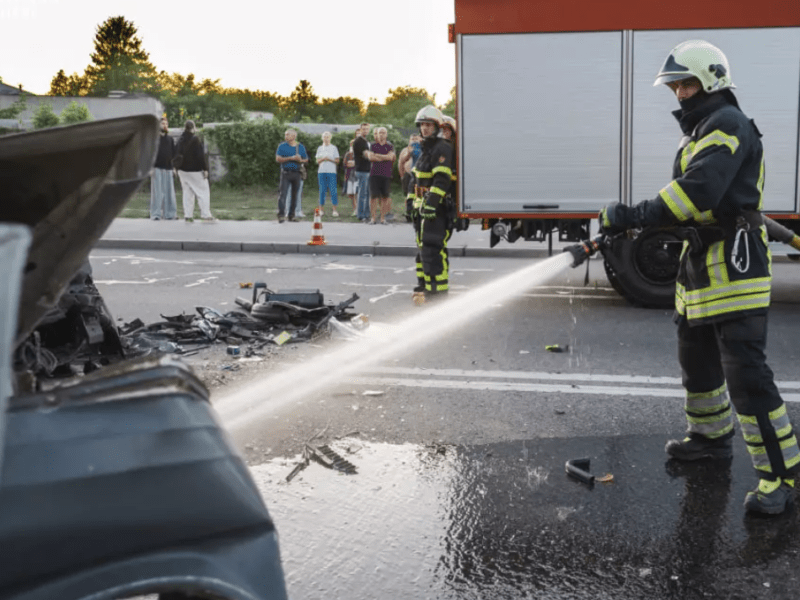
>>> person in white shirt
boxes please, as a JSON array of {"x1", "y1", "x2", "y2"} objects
[{"x1": 315, "y1": 131, "x2": 341, "y2": 217}]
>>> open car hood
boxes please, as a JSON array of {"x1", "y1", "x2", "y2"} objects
[{"x1": 0, "y1": 113, "x2": 160, "y2": 348}]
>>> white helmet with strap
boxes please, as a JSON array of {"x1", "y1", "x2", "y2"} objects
[
  {"x1": 415, "y1": 105, "x2": 444, "y2": 128},
  {"x1": 442, "y1": 115, "x2": 457, "y2": 134},
  {"x1": 653, "y1": 40, "x2": 735, "y2": 93}
]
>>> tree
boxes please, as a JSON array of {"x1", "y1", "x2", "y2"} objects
[
  {"x1": 60, "y1": 101, "x2": 93, "y2": 124},
  {"x1": 49, "y1": 69, "x2": 90, "y2": 96},
  {"x1": 32, "y1": 103, "x2": 60, "y2": 129},
  {"x1": 316, "y1": 96, "x2": 364, "y2": 124},
  {"x1": 284, "y1": 80, "x2": 319, "y2": 121},
  {"x1": 441, "y1": 85, "x2": 456, "y2": 115},
  {"x1": 366, "y1": 85, "x2": 433, "y2": 128},
  {"x1": 83, "y1": 16, "x2": 157, "y2": 96}
]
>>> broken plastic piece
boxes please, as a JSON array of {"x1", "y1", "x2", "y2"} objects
[
  {"x1": 546, "y1": 344, "x2": 569, "y2": 353},
  {"x1": 273, "y1": 331, "x2": 292, "y2": 346},
  {"x1": 239, "y1": 282, "x2": 253, "y2": 289},
  {"x1": 565, "y1": 457, "x2": 595, "y2": 485},
  {"x1": 596, "y1": 473, "x2": 615, "y2": 483}
]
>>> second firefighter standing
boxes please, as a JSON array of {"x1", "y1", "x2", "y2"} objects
[{"x1": 407, "y1": 105, "x2": 460, "y2": 303}]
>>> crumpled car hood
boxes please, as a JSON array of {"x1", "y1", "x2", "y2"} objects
[{"x1": 0, "y1": 113, "x2": 160, "y2": 348}]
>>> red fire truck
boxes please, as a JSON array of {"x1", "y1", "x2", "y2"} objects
[{"x1": 452, "y1": 0, "x2": 800, "y2": 307}]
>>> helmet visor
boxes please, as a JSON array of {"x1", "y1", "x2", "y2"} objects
[{"x1": 653, "y1": 72, "x2": 698, "y2": 87}]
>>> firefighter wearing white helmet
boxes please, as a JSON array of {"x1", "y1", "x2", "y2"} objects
[
  {"x1": 409, "y1": 105, "x2": 455, "y2": 302},
  {"x1": 599, "y1": 40, "x2": 800, "y2": 515}
]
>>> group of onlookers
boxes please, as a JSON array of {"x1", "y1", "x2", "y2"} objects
[
  {"x1": 150, "y1": 116, "x2": 216, "y2": 223},
  {"x1": 149, "y1": 119, "x2": 418, "y2": 224}
]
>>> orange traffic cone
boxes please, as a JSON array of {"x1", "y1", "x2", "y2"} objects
[{"x1": 307, "y1": 207, "x2": 327, "y2": 246}]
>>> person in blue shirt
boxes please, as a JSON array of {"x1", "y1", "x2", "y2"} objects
[{"x1": 275, "y1": 129, "x2": 308, "y2": 223}]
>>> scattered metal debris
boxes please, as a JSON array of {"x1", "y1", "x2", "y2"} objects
[
  {"x1": 285, "y1": 442, "x2": 359, "y2": 482},
  {"x1": 565, "y1": 457, "x2": 595, "y2": 485},
  {"x1": 14, "y1": 277, "x2": 363, "y2": 389}
]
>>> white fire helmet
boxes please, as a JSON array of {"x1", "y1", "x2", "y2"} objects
[
  {"x1": 415, "y1": 105, "x2": 444, "y2": 129},
  {"x1": 653, "y1": 40, "x2": 735, "y2": 93}
]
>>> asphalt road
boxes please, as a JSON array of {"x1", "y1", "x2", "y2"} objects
[{"x1": 91, "y1": 249, "x2": 800, "y2": 600}]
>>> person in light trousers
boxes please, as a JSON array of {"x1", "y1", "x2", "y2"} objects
[{"x1": 316, "y1": 131, "x2": 340, "y2": 216}]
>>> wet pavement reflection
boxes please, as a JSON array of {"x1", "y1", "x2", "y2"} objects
[{"x1": 251, "y1": 434, "x2": 800, "y2": 599}]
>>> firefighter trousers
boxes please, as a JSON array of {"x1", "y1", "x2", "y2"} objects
[
  {"x1": 415, "y1": 211, "x2": 452, "y2": 295},
  {"x1": 678, "y1": 315, "x2": 800, "y2": 479}
]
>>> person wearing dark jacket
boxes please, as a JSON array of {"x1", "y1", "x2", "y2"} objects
[
  {"x1": 600, "y1": 40, "x2": 800, "y2": 515},
  {"x1": 150, "y1": 115, "x2": 177, "y2": 220},
  {"x1": 175, "y1": 120, "x2": 216, "y2": 223}
]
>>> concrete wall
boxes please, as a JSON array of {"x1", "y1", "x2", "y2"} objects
[{"x1": 0, "y1": 95, "x2": 162, "y2": 129}]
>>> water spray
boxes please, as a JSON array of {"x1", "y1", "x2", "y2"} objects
[{"x1": 216, "y1": 251, "x2": 581, "y2": 431}]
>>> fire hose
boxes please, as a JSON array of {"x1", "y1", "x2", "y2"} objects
[{"x1": 563, "y1": 215, "x2": 800, "y2": 270}]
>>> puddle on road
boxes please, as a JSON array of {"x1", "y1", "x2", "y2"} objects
[{"x1": 252, "y1": 434, "x2": 800, "y2": 600}]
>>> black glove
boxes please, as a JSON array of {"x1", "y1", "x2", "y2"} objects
[
  {"x1": 420, "y1": 195, "x2": 439, "y2": 220},
  {"x1": 599, "y1": 202, "x2": 637, "y2": 234}
]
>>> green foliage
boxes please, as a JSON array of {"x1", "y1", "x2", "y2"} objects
[
  {"x1": 283, "y1": 80, "x2": 319, "y2": 122},
  {"x1": 162, "y1": 93, "x2": 244, "y2": 126},
  {"x1": 84, "y1": 16, "x2": 158, "y2": 96},
  {"x1": 32, "y1": 103, "x2": 60, "y2": 129},
  {"x1": 205, "y1": 120, "x2": 291, "y2": 187},
  {"x1": 49, "y1": 69, "x2": 90, "y2": 96},
  {"x1": 60, "y1": 101, "x2": 93, "y2": 124},
  {"x1": 365, "y1": 85, "x2": 434, "y2": 128},
  {"x1": 0, "y1": 95, "x2": 26, "y2": 119}
]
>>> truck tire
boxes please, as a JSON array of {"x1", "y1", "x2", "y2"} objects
[{"x1": 601, "y1": 227, "x2": 682, "y2": 309}]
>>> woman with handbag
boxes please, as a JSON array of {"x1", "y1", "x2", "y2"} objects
[{"x1": 174, "y1": 120, "x2": 217, "y2": 223}]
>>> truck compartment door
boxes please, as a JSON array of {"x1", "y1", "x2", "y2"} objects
[{"x1": 458, "y1": 31, "x2": 623, "y2": 215}]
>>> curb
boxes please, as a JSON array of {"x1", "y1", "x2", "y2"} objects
[{"x1": 94, "y1": 238, "x2": 555, "y2": 259}]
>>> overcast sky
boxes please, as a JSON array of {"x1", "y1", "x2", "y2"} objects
[{"x1": 1, "y1": 0, "x2": 457, "y2": 104}]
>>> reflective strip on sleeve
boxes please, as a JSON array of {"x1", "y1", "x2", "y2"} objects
[
  {"x1": 680, "y1": 141, "x2": 696, "y2": 173},
  {"x1": 659, "y1": 181, "x2": 700, "y2": 222},
  {"x1": 693, "y1": 129, "x2": 740, "y2": 157},
  {"x1": 413, "y1": 168, "x2": 432, "y2": 179},
  {"x1": 432, "y1": 165, "x2": 453, "y2": 178},
  {"x1": 429, "y1": 186, "x2": 447, "y2": 198}
]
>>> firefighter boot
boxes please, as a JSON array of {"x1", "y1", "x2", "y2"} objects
[
  {"x1": 744, "y1": 478, "x2": 795, "y2": 515},
  {"x1": 665, "y1": 432, "x2": 733, "y2": 461}
]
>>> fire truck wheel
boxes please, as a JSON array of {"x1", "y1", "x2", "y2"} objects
[{"x1": 601, "y1": 227, "x2": 682, "y2": 309}]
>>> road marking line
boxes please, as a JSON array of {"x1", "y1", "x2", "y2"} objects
[
  {"x1": 347, "y1": 376, "x2": 800, "y2": 403},
  {"x1": 357, "y1": 366, "x2": 800, "y2": 393}
]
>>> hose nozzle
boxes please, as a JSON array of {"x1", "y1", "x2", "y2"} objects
[{"x1": 563, "y1": 235, "x2": 606, "y2": 268}]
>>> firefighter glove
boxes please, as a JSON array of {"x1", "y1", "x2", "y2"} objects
[
  {"x1": 420, "y1": 196, "x2": 439, "y2": 220},
  {"x1": 599, "y1": 202, "x2": 637, "y2": 234}
]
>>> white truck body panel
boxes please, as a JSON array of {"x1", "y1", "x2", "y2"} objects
[{"x1": 458, "y1": 28, "x2": 800, "y2": 215}]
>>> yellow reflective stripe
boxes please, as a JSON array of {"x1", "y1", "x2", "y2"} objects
[
  {"x1": 757, "y1": 157, "x2": 765, "y2": 210},
  {"x1": 694, "y1": 129, "x2": 740, "y2": 156},
  {"x1": 660, "y1": 181, "x2": 700, "y2": 222},
  {"x1": 685, "y1": 292, "x2": 771, "y2": 320},
  {"x1": 432, "y1": 165, "x2": 453, "y2": 177},
  {"x1": 680, "y1": 141, "x2": 695, "y2": 173},
  {"x1": 686, "y1": 382, "x2": 729, "y2": 413},
  {"x1": 429, "y1": 186, "x2": 447, "y2": 198},
  {"x1": 682, "y1": 277, "x2": 771, "y2": 304},
  {"x1": 696, "y1": 211, "x2": 717, "y2": 224},
  {"x1": 412, "y1": 168, "x2": 432, "y2": 178},
  {"x1": 687, "y1": 407, "x2": 732, "y2": 425},
  {"x1": 706, "y1": 242, "x2": 728, "y2": 288},
  {"x1": 451, "y1": 174, "x2": 457, "y2": 181}
]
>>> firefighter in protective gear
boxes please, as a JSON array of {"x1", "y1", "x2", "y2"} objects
[
  {"x1": 409, "y1": 105, "x2": 456, "y2": 302},
  {"x1": 600, "y1": 40, "x2": 800, "y2": 515}
]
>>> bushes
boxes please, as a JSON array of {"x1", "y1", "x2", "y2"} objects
[
  {"x1": 32, "y1": 101, "x2": 93, "y2": 129},
  {"x1": 32, "y1": 103, "x2": 60, "y2": 129},
  {"x1": 60, "y1": 101, "x2": 93, "y2": 125},
  {"x1": 206, "y1": 121, "x2": 413, "y2": 188}
]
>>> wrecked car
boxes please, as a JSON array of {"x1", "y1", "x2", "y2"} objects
[{"x1": 0, "y1": 115, "x2": 287, "y2": 599}]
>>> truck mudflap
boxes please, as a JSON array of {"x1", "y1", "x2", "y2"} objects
[
  {"x1": 0, "y1": 355, "x2": 287, "y2": 600},
  {"x1": 600, "y1": 227, "x2": 683, "y2": 309}
]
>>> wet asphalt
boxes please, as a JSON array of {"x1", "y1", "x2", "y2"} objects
[{"x1": 97, "y1": 219, "x2": 800, "y2": 600}]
